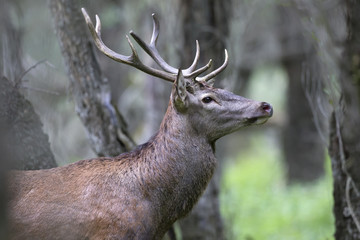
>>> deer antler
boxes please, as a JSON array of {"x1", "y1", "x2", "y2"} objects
[
  {"x1": 196, "y1": 49, "x2": 228, "y2": 82},
  {"x1": 81, "y1": 8, "x2": 228, "y2": 83},
  {"x1": 82, "y1": 8, "x2": 175, "y2": 82}
]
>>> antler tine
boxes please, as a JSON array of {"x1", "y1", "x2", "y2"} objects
[
  {"x1": 130, "y1": 14, "x2": 178, "y2": 74},
  {"x1": 182, "y1": 40, "x2": 200, "y2": 75},
  {"x1": 82, "y1": 8, "x2": 132, "y2": 64},
  {"x1": 196, "y1": 49, "x2": 229, "y2": 82},
  {"x1": 182, "y1": 40, "x2": 216, "y2": 79},
  {"x1": 150, "y1": 13, "x2": 159, "y2": 46},
  {"x1": 186, "y1": 59, "x2": 213, "y2": 79},
  {"x1": 81, "y1": 8, "x2": 176, "y2": 82}
]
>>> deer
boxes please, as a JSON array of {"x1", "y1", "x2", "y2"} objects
[{"x1": 7, "y1": 8, "x2": 273, "y2": 240}]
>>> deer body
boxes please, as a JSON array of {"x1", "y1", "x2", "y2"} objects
[
  {"x1": 8, "y1": 9, "x2": 273, "y2": 240},
  {"x1": 9, "y1": 103, "x2": 216, "y2": 239}
]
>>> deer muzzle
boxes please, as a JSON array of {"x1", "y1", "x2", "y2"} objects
[{"x1": 246, "y1": 102, "x2": 273, "y2": 125}]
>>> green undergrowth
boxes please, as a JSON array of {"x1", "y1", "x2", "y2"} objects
[{"x1": 220, "y1": 136, "x2": 334, "y2": 240}]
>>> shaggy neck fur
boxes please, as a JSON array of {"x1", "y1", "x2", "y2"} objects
[{"x1": 123, "y1": 100, "x2": 217, "y2": 231}]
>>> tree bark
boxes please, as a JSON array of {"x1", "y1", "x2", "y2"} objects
[
  {"x1": 0, "y1": 77, "x2": 57, "y2": 170},
  {"x1": 329, "y1": 0, "x2": 360, "y2": 239},
  {"x1": 49, "y1": 0, "x2": 135, "y2": 157}
]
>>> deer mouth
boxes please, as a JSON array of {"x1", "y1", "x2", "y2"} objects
[{"x1": 246, "y1": 116, "x2": 270, "y2": 125}]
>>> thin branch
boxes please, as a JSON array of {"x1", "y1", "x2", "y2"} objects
[
  {"x1": 15, "y1": 59, "x2": 47, "y2": 88},
  {"x1": 345, "y1": 177, "x2": 360, "y2": 233}
]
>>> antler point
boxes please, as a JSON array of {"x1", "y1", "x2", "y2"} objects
[
  {"x1": 95, "y1": 15, "x2": 101, "y2": 33},
  {"x1": 81, "y1": 8, "x2": 91, "y2": 23}
]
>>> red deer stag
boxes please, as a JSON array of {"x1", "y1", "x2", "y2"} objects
[{"x1": 7, "y1": 8, "x2": 273, "y2": 240}]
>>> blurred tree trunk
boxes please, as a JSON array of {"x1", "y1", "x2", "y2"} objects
[
  {"x1": 0, "y1": 0, "x2": 57, "y2": 171},
  {"x1": 180, "y1": 0, "x2": 229, "y2": 70},
  {"x1": 278, "y1": 4, "x2": 325, "y2": 183},
  {"x1": 282, "y1": 57, "x2": 325, "y2": 182},
  {"x1": 49, "y1": 0, "x2": 135, "y2": 157},
  {"x1": 229, "y1": 1, "x2": 326, "y2": 184},
  {"x1": 178, "y1": 0, "x2": 230, "y2": 239},
  {"x1": 0, "y1": 77, "x2": 57, "y2": 170},
  {"x1": 231, "y1": 68, "x2": 251, "y2": 96},
  {"x1": 329, "y1": 0, "x2": 360, "y2": 239},
  {"x1": 142, "y1": 76, "x2": 171, "y2": 141}
]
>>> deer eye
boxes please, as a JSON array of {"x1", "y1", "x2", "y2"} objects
[{"x1": 202, "y1": 96, "x2": 213, "y2": 104}]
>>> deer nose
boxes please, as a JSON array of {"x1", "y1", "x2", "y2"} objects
[{"x1": 261, "y1": 102, "x2": 273, "y2": 116}]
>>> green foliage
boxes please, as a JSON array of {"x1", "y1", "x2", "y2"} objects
[{"x1": 220, "y1": 136, "x2": 334, "y2": 240}]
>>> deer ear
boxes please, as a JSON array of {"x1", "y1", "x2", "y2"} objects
[
  {"x1": 206, "y1": 78, "x2": 215, "y2": 87},
  {"x1": 172, "y1": 70, "x2": 188, "y2": 110}
]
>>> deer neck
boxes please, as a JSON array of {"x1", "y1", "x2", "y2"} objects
[
  {"x1": 157, "y1": 103, "x2": 216, "y2": 164},
  {"x1": 141, "y1": 104, "x2": 217, "y2": 218}
]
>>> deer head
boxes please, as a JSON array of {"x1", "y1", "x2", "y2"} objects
[
  {"x1": 81, "y1": 9, "x2": 273, "y2": 143},
  {"x1": 172, "y1": 71, "x2": 272, "y2": 142}
]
